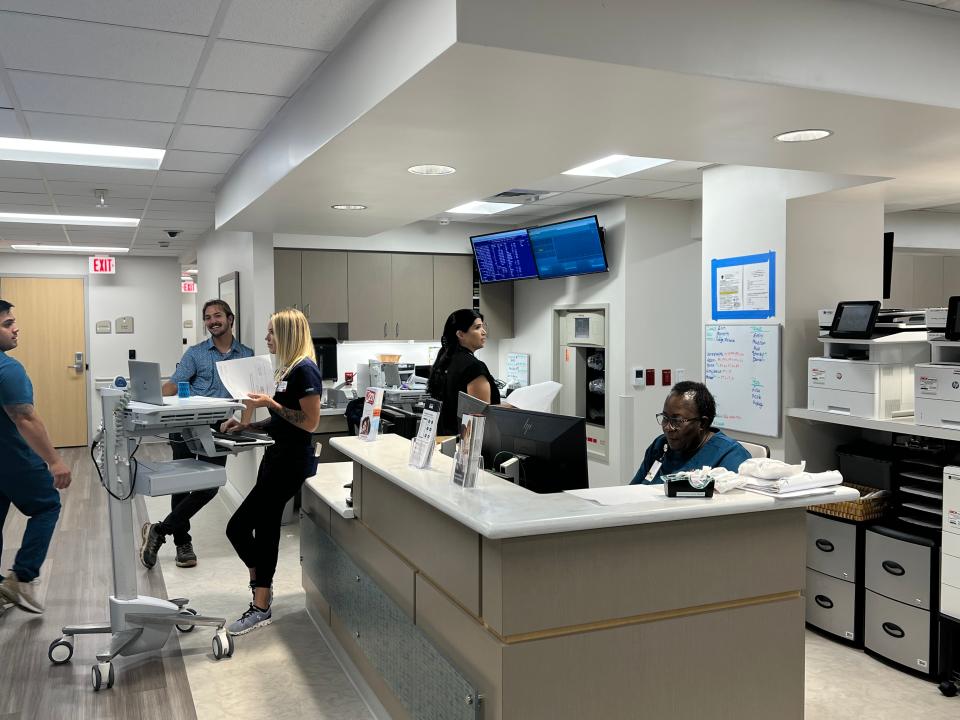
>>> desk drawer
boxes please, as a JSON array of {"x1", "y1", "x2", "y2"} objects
[
  {"x1": 864, "y1": 590, "x2": 933, "y2": 675},
  {"x1": 806, "y1": 514, "x2": 856, "y2": 580},
  {"x1": 805, "y1": 568, "x2": 856, "y2": 642},
  {"x1": 865, "y1": 528, "x2": 933, "y2": 609}
]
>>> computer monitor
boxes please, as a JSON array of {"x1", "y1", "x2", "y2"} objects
[
  {"x1": 481, "y1": 406, "x2": 588, "y2": 494},
  {"x1": 829, "y1": 300, "x2": 881, "y2": 339},
  {"x1": 529, "y1": 215, "x2": 608, "y2": 280},
  {"x1": 129, "y1": 360, "x2": 164, "y2": 405},
  {"x1": 470, "y1": 227, "x2": 539, "y2": 283}
]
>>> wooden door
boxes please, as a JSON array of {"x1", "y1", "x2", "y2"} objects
[
  {"x1": 0, "y1": 277, "x2": 87, "y2": 446},
  {"x1": 391, "y1": 254, "x2": 434, "y2": 341},
  {"x1": 433, "y1": 255, "x2": 474, "y2": 338},
  {"x1": 273, "y1": 249, "x2": 302, "y2": 311},
  {"x1": 347, "y1": 252, "x2": 392, "y2": 340},
  {"x1": 301, "y1": 250, "x2": 349, "y2": 323}
]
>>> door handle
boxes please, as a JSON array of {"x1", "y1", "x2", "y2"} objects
[
  {"x1": 881, "y1": 560, "x2": 906, "y2": 577},
  {"x1": 383, "y1": 322, "x2": 388, "y2": 338},
  {"x1": 395, "y1": 322, "x2": 399, "y2": 338},
  {"x1": 305, "y1": 304, "x2": 310, "y2": 318},
  {"x1": 814, "y1": 595, "x2": 834, "y2": 609},
  {"x1": 882, "y1": 622, "x2": 905, "y2": 639},
  {"x1": 66, "y1": 351, "x2": 84, "y2": 372},
  {"x1": 815, "y1": 539, "x2": 834, "y2": 553}
]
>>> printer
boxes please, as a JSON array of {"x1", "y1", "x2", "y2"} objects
[
  {"x1": 808, "y1": 301, "x2": 929, "y2": 419},
  {"x1": 818, "y1": 306, "x2": 926, "y2": 338},
  {"x1": 915, "y1": 296, "x2": 960, "y2": 429}
]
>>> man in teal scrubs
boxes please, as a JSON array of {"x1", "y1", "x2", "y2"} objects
[{"x1": 0, "y1": 299, "x2": 72, "y2": 615}]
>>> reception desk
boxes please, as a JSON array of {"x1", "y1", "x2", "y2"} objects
[{"x1": 301, "y1": 435, "x2": 856, "y2": 720}]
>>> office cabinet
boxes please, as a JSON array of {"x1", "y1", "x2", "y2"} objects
[
  {"x1": 347, "y1": 252, "x2": 393, "y2": 340},
  {"x1": 865, "y1": 589, "x2": 934, "y2": 674},
  {"x1": 391, "y1": 253, "x2": 433, "y2": 340},
  {"x1": 478, "y1": 281, "x2": 514, "y2": 340},
  {"x1": 273, "y1": 249, "x2": 349, "y2": 322},
  {"x1": 301, "y1": 250, "x2": 348, "y2": 322},
  {"x1": 274, "y1": 249, "x2": 302, "y2": 311},
  {"x1": 806, "y1": 568, "x2": 857, "y2": 641},
  {"x1": 807, "y1": 513, "x2": 857, "y2": 582},
  {"x1": 805, "y1": 512, "x2": 864, "y2": 645},
  {"x1": 434, "y1": 254, "x2": 474, "y2": 337}
]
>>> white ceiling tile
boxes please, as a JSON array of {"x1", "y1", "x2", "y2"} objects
[
  {"x1": 157, "y1": 170, "x2": 223, "y2": 189},
  {"x1": 220, "y1": 0, "x2": 376, "y2": 50},
  {"x1": 0, "y1": 83, "x2": 9, "y2": 107},
  {"x1": 172, "y1": 125, "x2": 259, "y2": 155},
  {"x1": 146, "y1": 199, "x2": 214, "y2": 215},
  {"x1": 630, "y1": 160, "x2": 710, "y2": 183},
  {"x1": 23, "y1": 112, "x2": 173, "y2": 147},
  {"x1": 53, "y1": 195, "x2": 145, "y2": 210},
  {"x1": 522, "y1": 175, "x2": 609, "y2": 193},
  {"x1": 0, "y1": 13, "x2": 206, "y2": 86},
  {"x1": 46, "y1": 180, "x2": 152, "y2": 198},
  {"x1": 584, "y1": 178, "x2": 691, "y2": 196},
  {"x1": 0, "y1": 191, "x2": 50, "y2": 205},
  {"x1": 182, "y1": 90, "x2": 286, "y2": 130},
  {"x1": 0, "y1": 161, "x2": 42, "y2": 179},
  {"x1": 150, "y1": 186, "x2": 216, "y2": 202},
  {"x1": 0, "y1": 0, "x2": 222, "y2": 34},
  {"x1": 0, "y1": 178, "x2": 45, "y2": 193},
  {"x1": 0, "y1": 203, "x2": 55, "y2": 214},
  {"x1": 161, "y1": 150, "x2": 237, "y2": 175},
  {"x1": 646, "y1": 184, "x2": 703, "y2": 201},
  {"x1": 10, "y1": 71, "x2": 188, "y2": 122},
  {"x1": 142, "y1": 219, "x2": 211, "y2": 230},
  {"x1": 0, "y1": 109, "x2": 23, "y2": 137},
  {"x1": 198, "y1": 40, "x2": 325, "y2": 97},
  {"x1": 534, "y1": 191, "x2": 621, "y2": 206},
  {"x1": 40, "y1": 164, "x2": 158, "y2": 186}
]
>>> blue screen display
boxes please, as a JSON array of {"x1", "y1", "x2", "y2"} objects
[
  {"x1": 529, "y1": 216, "x2": 607, "y2": 279},
  {"x1": 470, "y1": 228, "x2": 538, "y2": 283}
]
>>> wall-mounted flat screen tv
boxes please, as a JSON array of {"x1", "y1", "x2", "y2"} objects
[
  {"x1": 529, "y1": 215, "x2": 608, "y2": 280},
  {"x1": 470, "y1": 227, "x2": 538, "y2": 283}
]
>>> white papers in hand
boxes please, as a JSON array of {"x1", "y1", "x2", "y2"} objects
[
  {"x1": 505, "y1": 381, "x2": 562, "y2": 412},
  {"x1": 565, "y1": 485, "x2": 659, "y2": 506},
  {"x1": 215, "y1": 355, "x2": 275, "y2": 399}
]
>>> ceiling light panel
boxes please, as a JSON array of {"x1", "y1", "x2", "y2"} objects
[
  {"x1": 0, "y1": 137, "x2": 165, "y2": 170},
  {"x1": 775, "y1": 129, "x2": 832, "y2": 143},
  {"x1": 562, "y1": 154, "x2": 672, "y2": 178},
  {"x1": 446, "y1": 200, "x2": 522, "y2": 214},
  {"x1": 0, "y1": 212, "x2": 139, "y2": 227},
  {"x1": 11, "y1": 244, "x2": 131, "y2": 253}
]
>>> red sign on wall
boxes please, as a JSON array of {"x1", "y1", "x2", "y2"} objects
[
  {"x1": 181, "y1": 280, "x2": 197, "y2": 294},
  {"x1": 89, "y1": 256, "x2": 116, "y2": 274}
]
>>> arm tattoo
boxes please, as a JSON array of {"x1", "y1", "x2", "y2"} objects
[
  {"x1": 274, "y1": 405, "x2": 307, "y2": 427},
  {"x1": 3, "y1": 403, "x2": 34, "y2": 420}
]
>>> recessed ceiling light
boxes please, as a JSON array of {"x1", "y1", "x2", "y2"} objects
[
  {"x1": 331, "y1": 204, "x2": 367, "y2": 211},
  {"x1": 0, "y1": 137, "x2": 164, "y2": 170},
  {"x1": 562, "y1": 154, "x2": 672, "y2": 178},
  {"x1": 0, "y1": 212, "x2": 139, "y2": 227},
  {"x1": 186, "y1": 269, "x2": 199, "y2": 275},
  {"x1": 11, "y1": 244, "x2": 131, "y2": 253},
  {"x1": 774, "y1": 129, "x2": 833, "y2": 143},
  {"x1": 446, "y1": 200, "x2": 522, "y2": 215},
  {"x1": 407, "y1": 164, "x2": 456, "y2": 176}
]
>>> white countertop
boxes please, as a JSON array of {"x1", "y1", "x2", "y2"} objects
[
  {"x1": 304, "y1": 462, "x2": 354, "y2": 519},
  {"x1": 329, "y1": 435, "x2": 859, "y2": 539}
]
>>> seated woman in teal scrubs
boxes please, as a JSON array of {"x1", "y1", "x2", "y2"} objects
[{"x1": 631, "y1": 381, "x2": 750, "y2": 485}]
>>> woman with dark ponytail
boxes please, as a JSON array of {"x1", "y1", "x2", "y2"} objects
[{"x1": 428, "y1": 308, "x2": 501, "y2": 435}]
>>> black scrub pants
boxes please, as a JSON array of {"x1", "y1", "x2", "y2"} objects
[{"x1": 155, "y1": 432, "x2": 227, "y2": 545}]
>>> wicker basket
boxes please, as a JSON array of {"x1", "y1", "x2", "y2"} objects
[{"x1": 808, "y1": 482, "x2": 888, "y2": 522}]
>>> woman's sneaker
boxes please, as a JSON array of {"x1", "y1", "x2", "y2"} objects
[{"x1": 228, "y1": 603, "x2": 272, "y2": 635}]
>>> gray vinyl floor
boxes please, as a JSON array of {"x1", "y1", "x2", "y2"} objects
[{"x1": 2, "y1": 445, "x2": 959, "y2": 719}]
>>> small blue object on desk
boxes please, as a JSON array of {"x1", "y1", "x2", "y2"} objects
[{"x1": 177, "y1": 381, "x2": 191, "y2": 398}]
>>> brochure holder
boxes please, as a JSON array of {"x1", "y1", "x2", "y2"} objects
[
  {"x1": 451, "y1": 413, "x2": 485, "y2": 489},
  {"x1": 408, "y1": 398, "x2": 441, "y2": 469}
]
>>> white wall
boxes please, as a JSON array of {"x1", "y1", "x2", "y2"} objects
[
  {"x1": 885, "y1": 210, "x2": 960, "y2": 253},
  {"x1": 0, "y1": 253, "x2": 181, "y2": 435},
  {"x1": 181, "y1": 290, "x2": 197, "y2": 350},
  {"x1": 886, "y1": 251, "x2": 960, "y2": 310},
  {"x1": 275, "y1": 219, "x2": 501, "y2": 254}
]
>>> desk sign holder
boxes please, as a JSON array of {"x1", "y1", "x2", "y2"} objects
[
  {"x1": 358, "y1": 388, "x2": 384, "y2": 442},
  {"x1": 451, "y1": 414, "x2": 485, "y2": 489},
  {"x1": 409, "y1": 398, "x2": 441, "y2": 469}
]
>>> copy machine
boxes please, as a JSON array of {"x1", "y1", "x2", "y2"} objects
[
  {"x1": 808, "y1": 301, "x2": 929, "y2": 419},
  {"x1": 915, "y1": 296, "x2": 960, "y2": 429}
]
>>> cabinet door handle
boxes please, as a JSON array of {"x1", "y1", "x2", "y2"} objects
[
  {"x1": 305, "y1": 303, "x2": 310, "y2": 318},
  {"x1": 882, "y1": 560, "x2": 905, "y2": 577},
  {"x1": 815, "y1": 539, "x2": 834, "y2": 553},
  {"x1": 395, "y1": 322, "x2": 399, "y2": 338},
  {"x1": 882, "y1": 622, "x2": 905, "y2": 639},
  {"x1": 383, "y1": 322, "x2": 388, "y2": 338},
  {"x1": 814, "y1": 595, "x2": 834, "y2": 609}
]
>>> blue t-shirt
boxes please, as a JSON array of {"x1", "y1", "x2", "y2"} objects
[
  {"x1": 265, "y1": 358, "x2": 323, "y2": 447},
  {"x1": 170, "y1": 336, "x2": 254, "y2": 398},
  {"x1": 630, "y1": 431, "x2": 750, "y2": 485},
  {"x1": 0, "y1": 351, "x2": 46, "y2": 475}
]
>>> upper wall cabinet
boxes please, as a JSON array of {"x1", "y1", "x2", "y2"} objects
[
  {"x1": 433, "y1": 254, "x2": 474, "y2": 338},
  {"x1": 273, "y1": 249, "x2": 348, "y2": 323},
  {"x1": 347, "y1": 252, "x2": 435, "y2": 341}
]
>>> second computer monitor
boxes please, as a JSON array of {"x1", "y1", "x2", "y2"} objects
[{"x1": 481, "y1": 406, "x2": 588, "y2": 494}]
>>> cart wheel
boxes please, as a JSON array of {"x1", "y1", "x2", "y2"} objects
[
  {"x1": 176, "y1": 607, "x2": 199, "y2": 632},
  {"x1": 212, "y1": 629, "x2": 234, "y2": 660},
  {"x1": 91, "y1": 662, "x2": 114, "y2": 691},
  {"x1": 48, "y1": 637, "x2": 74, "y2": 664}
]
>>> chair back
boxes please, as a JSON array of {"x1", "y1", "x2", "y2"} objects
[{"x1": 739, "y1": 441, "x2": 770, "y2": 459}]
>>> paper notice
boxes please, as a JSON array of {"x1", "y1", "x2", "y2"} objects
[
  {"x1": 215, "y1": 355, "x2": 275, "y2": 399},
  {"x1": 716, "y1": 266, "x2": 743, "y2": 312}
]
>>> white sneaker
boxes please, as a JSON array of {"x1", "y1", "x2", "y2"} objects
[{"x1": 0, "y1": 571, "x2": 44, "y2": 614}]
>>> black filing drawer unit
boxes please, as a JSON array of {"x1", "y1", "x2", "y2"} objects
[
  {"x1": 805, "y1": 512, "x2": 865, "y2": 645},
  {"x1": 863, "y1": 525, "x2": 940, "y2": 676}
]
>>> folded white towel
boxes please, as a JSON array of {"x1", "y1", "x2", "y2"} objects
[
  {"x1": 738, "y1": 458, "x2": 806, "y2": 480},
  {"x1": 745, "y1": 470, "x2": 843, "y2": 494}
]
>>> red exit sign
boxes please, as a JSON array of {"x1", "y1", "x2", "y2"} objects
[
  {"x1": 181, "y1": 280, "x2": 197, "y2": 294},
  {"x1": 89, "y1": 256, "x2": 116, "y2": 274}
]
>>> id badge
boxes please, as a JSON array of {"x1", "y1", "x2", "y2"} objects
[
  {"x1": 276, "y1": 381, "x2": 288, "y2": 392},
  {"x1": 645, "y1": 460, "x2": 662, "y2": 482}
]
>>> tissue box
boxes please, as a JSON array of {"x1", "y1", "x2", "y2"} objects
[{"x1": 662, "y1": 473, "x2": 715, "y2": 498}]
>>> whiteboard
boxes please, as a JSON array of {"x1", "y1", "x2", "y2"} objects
[{"x1": 703, "y1": 324, "x2": 781, "y2": 437}]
